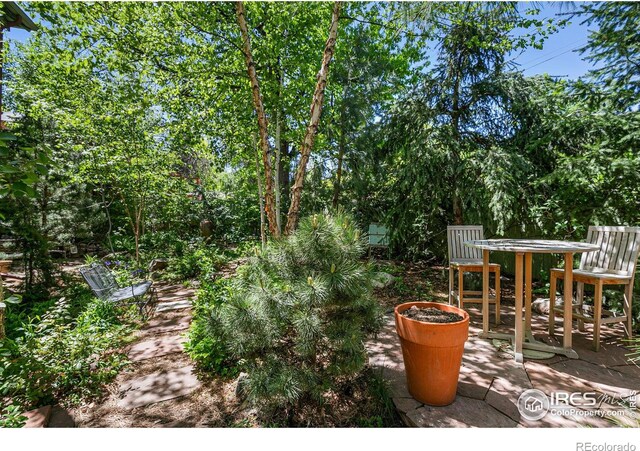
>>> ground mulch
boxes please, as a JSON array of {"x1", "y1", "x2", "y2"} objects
[
  {"x1": 67, "y1": 263, "x2": 400, "y2": 428},
  {"x1": 373, "y1": 259, "x2": 522, "y2": 310},
  {"x1": 10, "y1": 257, "x2": 531, "y2": 428}
]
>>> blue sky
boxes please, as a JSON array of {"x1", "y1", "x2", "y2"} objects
[
  {"x1": 511, "y1": 2, "x2": 596, "y2": 79},
  {"x1": 6, "y1": 26, "x2": 29, "y2": 46},
  {"x1": 7, "y1": 1, "x2": 597, "y2": 80}
]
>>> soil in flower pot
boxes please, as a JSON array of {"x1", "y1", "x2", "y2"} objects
[
  {"x1": 401, "y1": 306, "x2": 463, "y2": 323},
  {"x1": 395, "y1": 301, "x2": 469, "y2": 406}
]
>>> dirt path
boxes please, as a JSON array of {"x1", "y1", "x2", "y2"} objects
[{"x1": 68, "y1": 283, "x2": 243, "y2": 428}]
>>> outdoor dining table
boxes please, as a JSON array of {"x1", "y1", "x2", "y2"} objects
[{"x1": 464, "y1": 239, "x2": 600, "y2": 363}]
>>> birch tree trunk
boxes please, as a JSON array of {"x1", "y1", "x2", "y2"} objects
[
  {"x1": 236, "y1": 1, "x2": 279, "y2": 238},
  {"x1": 284, "y1": 1, "x2": 341, "y2": 235}
]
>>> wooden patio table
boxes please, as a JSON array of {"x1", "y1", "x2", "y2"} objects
[{"x1": 464, "y1": 239, "x2": 599, "y2": 363}]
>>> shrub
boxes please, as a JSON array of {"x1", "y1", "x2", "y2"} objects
[
  {"x1": 0, "y1": 404, "x2": 28, "y2": 428},
  {"x1": 0, "y1": 296, "x2": 133, "y2": 410},
  {"x1": 208, "y1": 212, "x2": 382, "y2": 414},
  {"x1": 184, "y1": 277, "x2": 236, "y2": 376},
  {"x1": 166, "y1": 242, "x2": 227, "y2": 281}
]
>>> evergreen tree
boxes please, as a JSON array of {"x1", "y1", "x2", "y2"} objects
[
  {"x1": 209, "y1": 212, "x2": 382, "y2": 415},
  {"x1": 577, "y1": 2, "x2": 640, "y2": 110}
]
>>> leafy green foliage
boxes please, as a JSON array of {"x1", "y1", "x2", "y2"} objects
[
  {"x1": 0, "y1": 296, "x2": 133, "y2": 410},
  {"x1": 184, "y1": 277, "x2": 235, "y2": 375},
  {"x1": 0, "y1": 404, "x2": 28, "y2": 428},
  {"x1": 207, "y1": 212, "x2": 382, "y2": 415},
  {"x1": 0, "y1": 131, "x2": 50, "y2": 203},
  {"x1": 0, "y1": 125, "x2": 56, "y2": 304},
  {"x1": 353, "y1": 3, "x2": 640, "y2": 261},
  {"x1": 165, "y1": 242, "x2": 228, "y2": 282}
]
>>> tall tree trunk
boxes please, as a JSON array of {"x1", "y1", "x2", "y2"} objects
[
  {"x1": 332, "y1": 124, "x2": 346, "y2": 209},
  {"x1": 101, "y1": 188, "x2": 115, "y2": 254},
  {"x1": 274, "y1": 65, "x2": 284, "y2": 235},
  {"x1": 280, "y1": 140, "x2": 290, "y2": 197},
  {"x1": 453, "y1": 195, "x2": 463, "y2": 225},
  {"x1": 120, "y1": 193, "x2": 142, "y2": 264},
  {"x1": 134, "y1": 207, "x2": 141, "y2": 265},
  {"x1": 253, "y1": 135, "x2": 267, "y2": 248},
  {"x1": 332, "y1": 77, "x2": 350, "y2": 209},
  {"x1": 451, "y1": 69, "x2": 464, "y2": 225},
  {"x1": 40, "y1": 182, "x2": 49, "y2": 229},
  {"x1": 284, "y1": 1, "x2": 342, "y2": 235},
  {"x1": 236, "y1": 1, "x2": 279, "y2": 238}
]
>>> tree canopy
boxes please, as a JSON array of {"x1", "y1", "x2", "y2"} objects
[{"x1": 2, "y1": 1, "x2": 638, "y2": 266}]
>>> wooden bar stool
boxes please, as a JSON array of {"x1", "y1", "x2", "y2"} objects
[
  {"x1": 447, "y1": 225, "x2": 501, "y2": 325},
  {"x1": 549, "y1": 226, "x2": 640, "y2": 351}
]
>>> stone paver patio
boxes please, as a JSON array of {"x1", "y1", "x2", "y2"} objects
[
  {"x1": 38, "y1": 283, "x2": 197, "y2": 427},
  {"x1": 116, "y1": 284, "x2": 197, "y2": 410},
  {"x1": 118, "y1": 365, "x2": 201, "y2": 409},
  {"x1": 368, "y1": 304, "x2": 640, "y2": 428},
  {"x1": 127, "y1": 334, "x2": 187, "y2": 362}
]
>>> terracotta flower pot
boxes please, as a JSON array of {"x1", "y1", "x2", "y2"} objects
[{"x1": 394, "y1": 301, "x2": 469, "y2": 406}]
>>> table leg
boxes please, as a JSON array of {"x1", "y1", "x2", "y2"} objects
[
  {"x1": 563, "y1": 252, "x2": 574, "y2": 350},
  {"x1": 482, "y1": 249, "x2": 490, "y2": 335},
  {"x1": 514, "y1": 252, "x2": 524, "y2": 363},
  {"x1": 525, "y1": 253, "x2": 532, "y2": 334}
]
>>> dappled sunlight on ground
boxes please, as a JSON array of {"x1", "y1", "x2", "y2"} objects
[{"x1": 368, "y1": 261, "x2": 639, "y2": 428}]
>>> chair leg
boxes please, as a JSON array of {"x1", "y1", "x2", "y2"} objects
[
  {"x1": 593, "y1": 281, "x2": 603, "y2": 352},
  {"x1": 549, "y1": 272, "x2": 557, "y2": 336},
  {"x1": 495, "y1": 266, "x2": 501, "y2": 326},
  {"x1": 624, "y1": 282, "x2": 633, "y2": 339},
  {"x1": 576, "y1": 281, "x2": 585, "y2": 332},
  {"x1": 458, "y1": 268, "x2": 464, "y2": 309},
  {"x1": 448, "y1": 267, "x2": 454, "y2": 305}
]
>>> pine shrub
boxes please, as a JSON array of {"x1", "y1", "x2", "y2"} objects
[{"x1": 209, "y1": 212, "x2": 382, "y2": 413}]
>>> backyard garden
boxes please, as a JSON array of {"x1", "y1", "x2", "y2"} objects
[{"x1": 0, "y1": 1, "x2": 639, "y2": 430}]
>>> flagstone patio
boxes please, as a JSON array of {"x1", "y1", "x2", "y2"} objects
[{"x1": 367, "y1": 304, "x2": 640, "y2": 428}]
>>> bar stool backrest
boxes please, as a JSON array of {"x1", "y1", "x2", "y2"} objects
[
  {"x1": 447, "y1": 225, "x2": 484, "y2": 263},
  {"x1": 580, "y1": 226, "x2": 640, "y2": 277}
]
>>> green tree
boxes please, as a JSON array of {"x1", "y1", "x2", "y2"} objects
[
  {"x1": 577, "y1": 2, "x2": 640, "y2": 110},
  {"x1": 362, "y1": 3, "x2": 564, "y2": 256},
  {"x1": 209, "y1": 212, "x2": 381, "y2": 418}
]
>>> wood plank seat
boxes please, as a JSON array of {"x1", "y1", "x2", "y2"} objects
[
  {"x1": 447, "y1": 225, "x2": 501, "y2": 325},
  {"x1": 549, "y1": 226, "x2": 640, "y2": 351}
]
